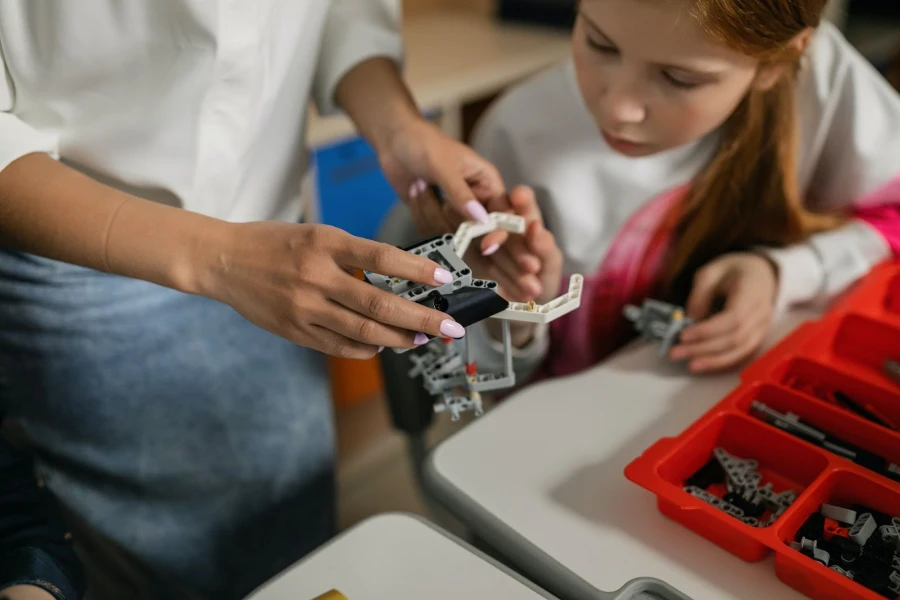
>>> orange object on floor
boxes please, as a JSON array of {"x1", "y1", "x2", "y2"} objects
[
  {"x1": 328, "y1": 267, "x2": 386, "y2": 408},
  {"x1": 329, "y1": 355, "x2": 385, "y2": 408}
]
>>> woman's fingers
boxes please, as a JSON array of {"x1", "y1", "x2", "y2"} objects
[
  {"x1": 326, "y1": 272, "x2": 464, "y2": 341},
  {"x1": 315, "y1": 299, "x2": 429, "y2": 350}
]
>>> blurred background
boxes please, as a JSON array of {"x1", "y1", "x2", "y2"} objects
[{"x1": 318, "y1": 0, "x2": 900, "y2": 534}]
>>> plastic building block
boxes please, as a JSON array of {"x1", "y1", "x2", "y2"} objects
[
  {"x1": 849, "y1": 513, "x2": 877, "y2": 545},
  {"x1": 682, "y1": 447, "x2": 796, "y2": 530},
  {"x1": 493, "y1": 274, "x2": 584, "y2": 323},
  {"x1": 824, "y1": 518, "x2": 850, "y2": 542},
  {"x1": 623, "y1": 299, "x2": 693, "y2": 356},
  {"x1": 790, "y1": 538, "x2": 830, "y2": 566},
  {"x1": 453, "y1": 211, "x2": 526, "y2": 257},
  {"x1": 372, "y1": 212, "x2": 584, "y2": 420},
  {"x1": 822, "y1": 504, "x2": 858, "y2": 525}
]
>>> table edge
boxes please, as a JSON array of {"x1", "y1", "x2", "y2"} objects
[
  {"x1": 422, "y1": 455, "x2": 696, "y2": 600},
  {"x1": 244, "y1": 511, "x2": 563, "y2": 600}
]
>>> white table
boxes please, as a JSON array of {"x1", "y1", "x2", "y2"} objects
[
  {"x1": 245, "y1": 513, "x2": 562, "y2": 600},
  {"x1": 424, "y1": 309, "x2": 823, "y2": 600}
]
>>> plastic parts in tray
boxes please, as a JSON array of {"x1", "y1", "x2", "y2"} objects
[{"x1": 625, "y1": 260, "x2": 900, "y2": 600}]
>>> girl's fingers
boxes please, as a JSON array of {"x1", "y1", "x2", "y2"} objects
[
  {"x1": 488, "y1": 246, "x2": 542, "y2": 300},
  {"x1": 688, "y1": 327, "x2": 767, "y2": 373},
  {"x1": 671, "y1": 309, "x2": 767, "y2": 361}
]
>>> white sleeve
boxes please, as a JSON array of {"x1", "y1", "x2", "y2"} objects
[
  {"x1": 0, "y1": 44, "x2": 58, "y2": 172},
  {"x1": 760, "y1": 22, "x2": 900, "y2": 314},
  {"x1": 312, "y1": 0, "x2": 405, "y2": 116}
]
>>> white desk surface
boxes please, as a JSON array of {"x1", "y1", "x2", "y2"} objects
[
  {"x1": 425, "y1": 309, "x2": 823, "y2": 600},
  {"x1": 307, "y1": 11, "x2": 571, "y2": 147},
  {"x1": 244, "y1": 513, "x2": 560, "y2": 600}
]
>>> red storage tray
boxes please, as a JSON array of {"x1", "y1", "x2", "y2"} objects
[{"x1": 625, "y1": 260, "x2": 900, "y2": 600}]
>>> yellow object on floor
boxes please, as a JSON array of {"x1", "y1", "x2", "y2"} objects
[{"x1": 312, "y1": 591, "x2": 348, "y2": 600}]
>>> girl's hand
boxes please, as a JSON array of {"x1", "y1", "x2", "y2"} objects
[
  {"x1": 669, "y1": 252, "x2": 779, "y2": 373},
  {"x1": 474, "y1": 186, "x2": 563, "y2": 305},
  {"x1": 475, "y1": 186, "x2": 564, "y2": 347},
  {"x1": 378, "y1": 118, "x2": 516, "y2": 255},
  {"x1": 205, "y1": 222, "x2": 465, "y2": 359}
]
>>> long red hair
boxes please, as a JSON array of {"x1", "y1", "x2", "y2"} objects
[{"x1": 663, "y1": 0, "x2": 844, "y2": 300}]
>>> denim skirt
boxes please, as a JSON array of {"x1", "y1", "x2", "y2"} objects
[{"x1": 0, "y1": 250, "x2": 336, "y2": 600}]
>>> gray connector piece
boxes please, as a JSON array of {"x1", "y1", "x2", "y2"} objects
[
  {"x1": 684, "y1": 485, "x2": 745, "y2": 518},
  {"x1": 433, "y1": 394, "x2": 483, "y2": 421},
  {"x1": 890, "y1": 571, "x2": 900, "y2": 595},
  {"x1": 830, "y1": 565, "x2": 854, "y2": 580},
  {"x1": 821, "y1": 503, "x2": 857, "y2": 525},
  {"x1": 790, "y1": 537, "x2": 830, "y2": 566},
  {"x1": 624, "y1": 299, "x2": 693, "y2": 356},
  {"x1": 714, "y1": 448, "x2": 759, "y2": 491},
  {"x1": 849, "y1": 513, "x2": 876, "y2": 546}
]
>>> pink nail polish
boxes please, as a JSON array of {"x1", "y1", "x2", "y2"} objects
[
  {"x1": 409, "y1": 181, "x2": 422, "y2": 199},
  {"x1": 416, "y1": 179, "x2": 428, "y2": 194},
  {"x1": 440, "y1": 320, "x2": 465, "y2": 339},
  {"x1": 482, "y1": 243, "x2": 500, "y2": 257},
  {"x1": 434, "y1": 268, "x2": 453, "y2": 285},
  {"x1": 465, "y1": 200, "x2": 490, "y2": 223},
  {"x1": 414, "y1": 333, "x2": 429, "y2": 346},
  {"x1": 378, "y1": 346, "x2": 385, "y2": 353}
]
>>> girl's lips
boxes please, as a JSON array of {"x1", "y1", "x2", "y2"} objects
[{"x1": 602, "y1": 130, "x2": 648, "y2": 153}]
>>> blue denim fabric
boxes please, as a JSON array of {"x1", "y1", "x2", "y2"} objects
[
  {"x1": 0, "y1": 250, "x2": 336, "y2": 600},
  {"x1": 0, "y1": 429, "x2": 85, "y2": 599}
]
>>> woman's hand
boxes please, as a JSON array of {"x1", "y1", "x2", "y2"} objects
[
  {"x1": 669, "y1": 252, "x2": 779, "y2": 373},
  {"x1": 378, "y1": 118, "x2": 515, "y2": 254},
  {"x1": 204, "y1": 222, "x2": 465, "y2": 359}
]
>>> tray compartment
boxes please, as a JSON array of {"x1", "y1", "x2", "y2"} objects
[
  {"x1": 732, "y1": 383, "x2": 900, "y2": 487},
  {"x1": 831, "y1": 314, "x2": 900, "y2": 385},
  {"x1": 774, "y1": 469, "x2": 900, "y2": 600},
  {"x1": 652, "y1": 412, "x2": 830, "y2": 561},
  {"x1": 775, "y1": 357, "x2": 900, "y2": 434}
]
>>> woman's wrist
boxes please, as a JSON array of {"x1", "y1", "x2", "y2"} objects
[{"x1": 334, "y1": 57, "x2": 422, "y2": 157}]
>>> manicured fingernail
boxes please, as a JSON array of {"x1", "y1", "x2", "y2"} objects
[
  {"x1": 482, "y1": 243, "x2": 500, "y2": 257},
  {"x1": 409, "y1": 179, "x2": 426, "y2": 199},
  {"x1": 377, "y1": 346, "x2": 385, "y2": 353},
  {"x1": 414, "y1": 333, "x2": 429, "y2": 346},
  {"x1": 434, "y1": 268, "x2": 453, "y2": 284},
  {"x1": 465, "y1": 200, "x2": 490, "y2": 223},
  {"x1": 440, "y1": 320, "x2": 465, "y2": 339}
]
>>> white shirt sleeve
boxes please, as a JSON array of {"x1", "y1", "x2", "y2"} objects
[
  {"x1": 0, "y1": 46, "x2": 58, "y2": 172},
  {"x1": 312, "y1": 0, "x2": 405, "y2": 116},
  {"x1": 760, "y1": 22, "x2": 900, "y2": 314}
]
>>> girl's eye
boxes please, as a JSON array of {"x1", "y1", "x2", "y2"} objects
[
  {"x1": 586, "y1": 35, "x2": 618, "y2": 55},
  {"x1": 663, "y1": 71, "x2": 702, "y2": 90}
]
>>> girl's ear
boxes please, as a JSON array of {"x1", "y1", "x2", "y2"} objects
[{"x1": 752, "y1": 27, "x2": 815, "y2": 91}]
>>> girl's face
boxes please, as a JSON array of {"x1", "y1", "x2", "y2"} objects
[{"x1": 572, "y1": 0, "x2": 762, "y2": 157}]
